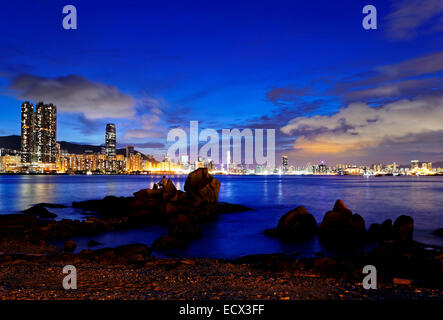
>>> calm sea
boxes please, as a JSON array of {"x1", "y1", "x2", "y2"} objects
[{"x1": 0, "y1": 175, "x2": 442, "y2": 257}]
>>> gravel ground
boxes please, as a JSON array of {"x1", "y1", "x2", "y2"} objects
[{"x1": 0, "y1": 258, "x2": 442, "y2": 300}]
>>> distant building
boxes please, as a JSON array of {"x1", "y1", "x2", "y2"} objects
[
  {"x1": 411, "y1": 160, "x2": 419, "y2": 170},
  {"x1": 105, "y1": 123, "x2": 116, "y2": 157},
  {"x1": 20, "y1": 101, "x2": 34, "y2": 163},
  {"x1": 427, "y1": 162, "x2": 432, "y2": 171},
  {"x1": 281, "y1": 155, "x2": 288, "y2": 173}
]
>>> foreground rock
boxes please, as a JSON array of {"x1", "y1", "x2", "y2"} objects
[
  {"x1": 264, "y1": 206, "x2": 317, "y2": 241},
  {"x1": 367, "y1": 215, "x2": 414, "y2": 243},
  {"x1": 318, "y1": 200, "x2": 366, "y2": 248},
  {"x1": 184, "y1": 168, "x2": 221, "y2": 204},
  {"x1": 23, "y1": 205, "x2": 57, "y2": 219}
]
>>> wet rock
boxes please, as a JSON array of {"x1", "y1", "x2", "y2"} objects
[
  {"x1": 367, "y1": 223, "x2": 382, "y2": 243},
  {"x1": 152, "y1": 236, "x2": 186, "y2": 250},
  {"x1": 167, "y1": 214, "x2": 202, "y2": 241},
  {"x1": 64, "y1": 240, "x2": 77, "y2": 253},
  {"x1": 162, "y1": 201, "x2": 179, "y2": 219},
  {"x1": 162, "y1": 179, "x2": 177, "y2": 201},
  {"x1": 381, "y1": 219, "x2": 393, "y2": 238},
  {"x1": 332, "y1": 199, "x2": 353, "y2": 216},
  {"x1": 433, "y1": 228, "x2": 443, "y2": 238},
  {"x1": 114, "y1": 243, "x2": 152, "y2": 260},
  {"x1": 392, "y1": 215, "x2": 414, "y2": 242},
  {"x1": 184, "y1": 168, "x2": 220, "y2": 204},
  {"x1": 318, "y1": 200, "x2": 366, "y2": 248},
  {"x1": 23, "y1": 205, "x2": 57, "y2": 219},
  {"x1": 264, "y1": 206, "x2": 317, "y2": 241}
]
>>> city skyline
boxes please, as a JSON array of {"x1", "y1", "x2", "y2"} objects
[
  {"x1": 1, "y1": 1, "x2": 443, "y2": 165},
  {"x1": 0, "y1": 100, "x2": 440, "y2": 175}
]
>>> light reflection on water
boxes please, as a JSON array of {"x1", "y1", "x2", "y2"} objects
[{"x1": 1, "y1": 174, "x2": 443, "y2": 257}]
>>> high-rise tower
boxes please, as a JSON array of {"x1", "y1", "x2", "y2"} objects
[
  {"x1": 20, "y1": 101, "x2": 34, "y2": 163},
  {"x1": 105, "y1": 123, "x2": 117, "y2": 157},
  {"x1": 34, "y1": 102, "x2": 57, "y2": 163}
]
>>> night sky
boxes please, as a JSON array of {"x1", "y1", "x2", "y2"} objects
[{"x1": 1, "y1": 0, "x2": 443, "y2": 165}]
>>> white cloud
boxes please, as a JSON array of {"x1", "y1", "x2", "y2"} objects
[
  {"x1": 281, "y1": 92, "x2": 443, "y2": 155},
  {"x1": 9, "y1": 74, "x2": 136, "y2": 119}
]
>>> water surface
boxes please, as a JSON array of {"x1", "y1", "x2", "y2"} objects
[{"x1": 0, "y1": 175, "x2": 442, "y2": 257}]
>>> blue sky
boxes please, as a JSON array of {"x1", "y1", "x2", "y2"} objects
[{"x1": 1, "y1": 0, "x2": 443, "y2": 165}]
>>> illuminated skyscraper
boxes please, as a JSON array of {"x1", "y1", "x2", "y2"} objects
[
  {"x1": 411, "y1": 160, "x2": 419, "y2": 170},
  {"x1": 20, "y1": 101, "x2": 34, "y2": 163},
  {"x1": 34, "y1": 102, "x2": 57, "y2": 163},
  {"x1": 105, "y1": 123, "x2": 117, "y2": 157}
]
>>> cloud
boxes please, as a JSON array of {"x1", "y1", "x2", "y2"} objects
[
  {"x1": 131, "y1": 142, "x2": 165, "y2": 149},
  {"x1": 385, "y1": 0, "x2": 443, "y2": 40},
  {"x1": 345, "y1": 78, "x2": 443, "y2": 101},
  {"x1": 9, "y1": 74, "x2": 136, "y2": 119},
  {"x1": 123, "y1": 95, "x2": 169, "y2": 140},
  {"x1": 372, "y1": 51, "x2": 443, "y2": 82},
  {"x1": 123, "y1": 114, "x2": 165, "y2": 139},
  {"x1": 334, "y1": 51, "x2": 443, "y2": 102},
  {"x1": 281, "y1": 92, "x2": 443, "y2": 155}
]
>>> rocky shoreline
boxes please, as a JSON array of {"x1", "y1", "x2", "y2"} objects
[{"x1": 0, "y1": 168, "x2": 442, "y2": 300}]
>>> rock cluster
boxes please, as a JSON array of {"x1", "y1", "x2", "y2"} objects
[
  {"x1": 367, "y1": 215, "x2": 414, "y2": 243},
  {"x1": 265, "y1": 199, "x2": 418, "y2": 250},
  {"x1": 318, "y1": 200, "x2": 366, "y2": 248}
]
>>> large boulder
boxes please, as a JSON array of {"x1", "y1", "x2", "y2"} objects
[
  {"x1": 184, "y1": 168, "x2": 220, "y2": 204},
  {"x1": 152, "y1": 235, "x2": 185, "y2": 250},
  {"x1": 333, "y1": 199, "x2": 353, "y2": 216},
  {"x1": 392, "y1": 215, "x2": 414, "y2": 242},
  {"x1": 264, "y1": 206, "x2": 317, "y2": 241},
  {"x1": 367, "y1": 223, "x2": 382, "y2": 243},
  {"x1": 23, "y1": 205, "x2": 57, "y2": 219},
  {"x1": 167, "y1": 214, "x2": 202, "y2": 240},
  {"x1": 318, "y1": 200, "x2": 366, "y2": 248}
]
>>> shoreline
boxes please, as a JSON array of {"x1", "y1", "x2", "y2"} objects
[{"x1": 1, "y1": 172, "x2": 443, "y2": 176}]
